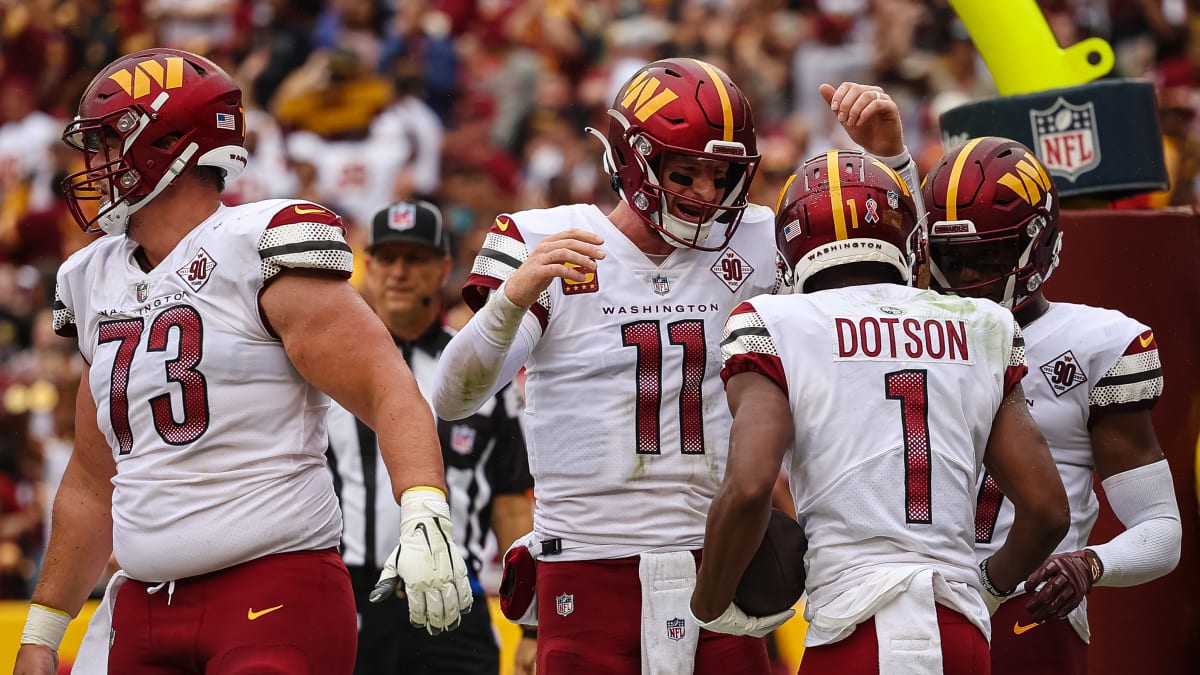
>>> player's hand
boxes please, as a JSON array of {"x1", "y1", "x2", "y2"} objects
[
  {"x1": 820, "y1": 82, "x2": 905, "y2": 158},
  {"x1": 690, "y1": 602, "x2": 794, "y2": 638},
  {"x1": 503, "y1": 229, "x2": 605, "y2": 308},
  {"x1": 370, "y1": 488, "x2": 474, "y2": 635},
  {"x1": 514, "y1": 635, "x2": 537, "y2": 675},
  {"x1": 13, "y1": 643, "x2": 59, "y2": 675},
  {"x1": 1023, "y1": 550, "x2": 1102, "y2": 622}
]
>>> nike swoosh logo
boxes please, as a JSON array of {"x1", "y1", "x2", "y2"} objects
[
  {"x1": 1139, "y1": 332, "x2": 1154, "y2": 348},
  {"x1": 414, "y1": 522, "x2": 432, "y2": 549},
  {"x1": 247, "y1": 604, "x2": 284, "y2": 620},
  {"x1": 1013, "y1": 620, "x2": 1041, "y2": 635},
  {"x1": 294, "y1": 206, "x2": 325, "y2": 215}
]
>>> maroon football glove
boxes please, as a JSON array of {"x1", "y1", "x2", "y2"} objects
[{"x1": 1023, "y1": 549, "x2": 1103, "y2": 622}]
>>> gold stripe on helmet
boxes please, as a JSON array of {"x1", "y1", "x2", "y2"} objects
[
  {"x1": 692, "y1": 60, "x2": 733, "y2": 142},
  {"x1": 946, "y1": 137, "x2": 987, "y2": 221},
  {"x1": 776, "y1": 173, "x2": 798, "y2": 214},
  {"x1": 827, "y1": 151, "x2": 848, "y2": 240}
]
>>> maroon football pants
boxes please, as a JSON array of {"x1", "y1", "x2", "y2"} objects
[
  {"x1": 535, "y1": 555, "x2": 770, "y2": 675},
  {"x1": 797, "y1": 603, "x2": 990, "y2": 675},
  {"x1": 107, "y1": 548, "x2": 357, "y2": 674},
  {"x1": 988, "y1": 597, "x2": 1087, "y2": 675}
]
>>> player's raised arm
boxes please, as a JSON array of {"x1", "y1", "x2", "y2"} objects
[{"x1": 433, "y1": 226, "x2": 604, "y2": 420}]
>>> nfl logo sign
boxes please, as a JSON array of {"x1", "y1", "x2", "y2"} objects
[
  {"x1": 449, "y1": 424, "x2": 476, "y2": 455},
  {"x1": 389, "y1": 203, "x2": 417, "y2": 231},
  {"x1": 651, "y1": 274, "x2": 671, "y2": 296},
  {"x1": 666, "y1": 617, "x2": 686, "y2": 641},
  {"x1": 1029, "y1": 97, "x2": 1101, "y2": 182},
  {"x1": 134, "y1": 281, "x2": 150, "y2": 302},
  {"x1": 555, "y1": 593, "x2": 574, "y2": 617}
]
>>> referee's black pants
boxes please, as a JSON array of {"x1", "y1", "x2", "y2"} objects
[{"x1": 348, "y1": 565, "x2": 499, "y2": 675}]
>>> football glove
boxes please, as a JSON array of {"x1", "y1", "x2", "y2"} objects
[
  {"x1": 690, "y1": 602, "x2": 794, "y2": 638},
  {"x1": 370, "y1": 488, "x2": 474, "y2": 634},
  {"x1": 1023, "y1": 549, "x2": 1102, "y2": 622}
]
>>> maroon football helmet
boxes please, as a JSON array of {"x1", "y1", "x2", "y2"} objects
[
  {"x1": 592, "y1": 58, "x2": 760, "y2": 251},
  {"x1": 61, "y1": 48, "x2": 248, "y2": 234},
  {"x1": 921, "y1": 136, "x2": 1062, "y2": 310},
  {"x1": 775, "y1": 150, "x2": 922, "y2": 291}
]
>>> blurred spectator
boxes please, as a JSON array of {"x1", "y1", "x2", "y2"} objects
[{"x1": 272, "y1": 47, "x2": 393, "y2": 139}]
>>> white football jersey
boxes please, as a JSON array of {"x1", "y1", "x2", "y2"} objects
[
  {"x1": 463, "y1": 203, "x2": 785, "y2": 560},
  {"x1": 722, "y1": 284, "x2": 1025, "y2": 623},
  {"x1": 53, "y1": 200, "x2": 354, "y2": 582},
  {"x1": 973, "y1": 301, "x2": 1162, "y2": 639}
]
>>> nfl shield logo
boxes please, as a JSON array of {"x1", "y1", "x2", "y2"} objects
[
  {"x1": 666, "y1": 617, "x2": 686, "y2": 641},
  {"x1": 651, "y1": 274, "x2": 671, "y2": 296},
  {"x1": 449, "y1": 424, "x2": 476, "y2": 455},
  {"x1": 1029, "y1": 97, "x2": 1101, "y2": 182},
  {"x1": 134, "y1": 281, "x2": 150, "y2": 302},
  {"x1": 556, "y1": 593, "x2": 574, "y2": 617},
  {"x1": 389, "y1": 203, "x2": 417, "y2": 231}
]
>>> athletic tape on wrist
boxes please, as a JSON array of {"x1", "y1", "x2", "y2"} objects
[{"x1": 21, "y1": 603, "x2": 70, "y2": 650}]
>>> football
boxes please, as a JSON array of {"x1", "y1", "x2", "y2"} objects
[{"x1": 734, "y1": 508, "x2": 808, "y2": 617}]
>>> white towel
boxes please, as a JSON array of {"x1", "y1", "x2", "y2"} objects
[
  {"x1": 874, "y1": 569, "x2": 942, "y2": 675},
  {"x1": 71, "y1": 571, "x2": 128, "y2": 674},
  {"x1": 639, "y1": 551, "x2": 700, "y2": 675}
]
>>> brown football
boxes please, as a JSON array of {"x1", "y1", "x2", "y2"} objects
[{"x1": 734, "y1": 508, "x2": 808, "y2": 617}]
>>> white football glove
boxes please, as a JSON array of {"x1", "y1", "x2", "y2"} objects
[
  {"x1": 369, "y1": 488, "x2": 474, "y2": 634},
  {"x1": 690, "y1": 602, "x2": 795, "y2": 638}
]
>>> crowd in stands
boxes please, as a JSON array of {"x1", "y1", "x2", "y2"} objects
[{"x1": 0, "y1": 0, "x2": 1195, "y2": 599}]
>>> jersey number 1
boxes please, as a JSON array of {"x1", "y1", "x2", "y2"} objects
[
  {"x1": 622, "y1": 319, "x2": 706, "y2": 455},
  {"x1": 886, "y1": 369, "x2": 933, "y2": 524}
]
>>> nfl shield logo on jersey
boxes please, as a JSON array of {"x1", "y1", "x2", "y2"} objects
[
  {"x1": 134, "y1": 280, "x2": 150, "y2": 302},
  {"x1": 1040, "y1": 349, "x2": 1088, "y2": 396},
  {"x1": 1029, "y1": 97, "x2": 1101, "y2": 182},
  {"x1": 449, "y1": 424, "x2": 476, "y2": 455},
  {"x1": 556, "y1": 593, "x2": 574, "y2": 617},
  {"x1": 651, "y1": 273, "x2": 671, "y2": 296},
  {"x1": 666, "y1": 617, "x2": 686, "y2": 641}
]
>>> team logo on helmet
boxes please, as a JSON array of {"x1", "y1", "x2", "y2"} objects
[
  {"x1": 1029, "y1": 97, "x2": 1100, "y2": 182},
  {"x1": 619, "y1": 71, "x2": 679, "y2": 122},
  {"x1": 997, "y1": 152, "x2": 1053, "y2": 206},
  {"x1": 107, "y1": 56, "x2": 186, "y2": 100}
]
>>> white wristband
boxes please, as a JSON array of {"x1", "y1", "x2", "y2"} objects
[
  {"x1": 873, "y1": 146, "x2": 912, "y2": 170},
  {"x1": 21, "y1": 603, "x2": 71, "y2": 650}
]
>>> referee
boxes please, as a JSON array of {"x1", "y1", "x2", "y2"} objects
[{"x1": 327, "y1": 200, "x2": 535, "y2": 675}]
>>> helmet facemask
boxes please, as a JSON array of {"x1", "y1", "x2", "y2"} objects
[{"x1": 928, "y1": 199, "x2": 1062, "y2": 310}]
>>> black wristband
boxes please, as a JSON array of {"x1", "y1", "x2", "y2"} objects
[
  {"x1": 979, "y1": 556, "x2": 1013, "y2": 597},
  {"x1": 521, "y1": 625, "x2": 538, "y2": 639}
]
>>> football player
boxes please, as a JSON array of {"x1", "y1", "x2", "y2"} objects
[
  {"x1": 922, "y1": 136, "x2": 1182, "y2": 675},
  {"x1": 14, "y1": 48, "x2": 470, "y2": 675},
  {"x1": 431, "y1": 58, "x2": 921, "y2": 673},
  {"x1": 691, "y1": 149, "x2": 1071, "y2": 674}
]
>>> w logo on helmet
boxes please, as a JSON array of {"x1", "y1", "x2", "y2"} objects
[
  {"x1": 107, "y1": 57, "x2": 185, "y2": 100},
  {"x1": 997, "y1": 153, "x2": 1053, "y2": 206},
  {"x1": 620, "y1": 71, "x2": 679, "y2": 122}
]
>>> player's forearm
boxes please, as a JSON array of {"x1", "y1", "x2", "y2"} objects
[
  {"x1": 374, "y1": 388, "x2": 448, "y2": 498},
  {"x1": 692, "y1": 485, "x2": 773, "y2": 620},
  {"x1": 988, "y1": 506, "x2": 1069, "y2": 592},
  {"x1": 433, "y1": 289, "x2": 536, "y2": 420},
  {"x1": 31, "y1": 483, "x2": 114, "y2": 617},
  {"x1": 1089, "y1": 460, "x2": 1181, "y2": 587},
  {"x1": 491, "y1": 493, "x2": 534, "y2": 554}
]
